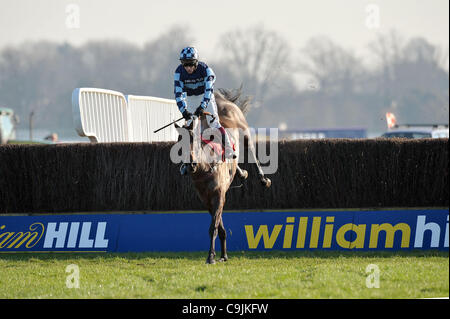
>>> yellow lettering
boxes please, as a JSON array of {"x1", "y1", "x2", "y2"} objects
[
  {"x1": 283, "y1": 217, "x2": 295, "y2": 248},
  {"x1": 369, "y1": 223, "x2": 411, "y2": 248},
  {"x1": 6, "y1": 232, "x2": 36, "y2": 248},
  {"x1": 26, "y1": 223, "x2": 44, "y2": 248},
  {"x1": 0, "y1": 223, "x2": 44, "y2": 249},
  {"x1": 336, "y1": 223, "x2": 366, "y2": 249},
  {"x1": 296, "y1": 217, "x2": 308, "y2": 248},
  {"x1": 309, "y1": 217, "x2": 321, "y2": 248},
  {"x1": 323, "y1": 217, "x2": 335, "y2": 248},
  {"x1": 245, "y1": 225, "x2": 282, "y2": 249},
  {"x1": 0, "y1": 232, "x2": 15, "y2": 248}
]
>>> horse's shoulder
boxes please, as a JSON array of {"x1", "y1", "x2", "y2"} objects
[
  {"x1": 215, "y1": 93, "x2": 239, "y2": 113},
  {"x1": 214, "y1": 91, "x2": 249, "y2": 130}
]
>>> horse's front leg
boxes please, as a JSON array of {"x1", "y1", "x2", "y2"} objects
[
  {"x1": 218, "y1": 218, "x2": 228, "y2": 262},
  {"x1": 206, "y1": 194, "x2": 225, "y2": 264},
  {"x1": 206, "y1": 217, "x2": 218, "y2": 264}
]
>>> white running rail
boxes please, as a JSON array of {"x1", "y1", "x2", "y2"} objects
[
  {"x1": 72, "y1": 88, "x2": 131, "y2": 142},
  {"x1": 126, "y1": 95, "x2": 179, "y2": 142},
  {"x1": 72, "y1": 88, "x2": 181, "y2": 142}
]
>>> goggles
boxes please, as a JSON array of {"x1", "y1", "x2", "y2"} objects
[{"x1": 182, "y1": 60, "x2": 197, "y2": 67}]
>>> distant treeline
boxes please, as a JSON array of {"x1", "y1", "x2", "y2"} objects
[
  {"x1": 0, "y1": 26, "x2": 448, "y2": 133},
  {"x1": 0, "y1": 138, "x2": 447, "y2": 214}
]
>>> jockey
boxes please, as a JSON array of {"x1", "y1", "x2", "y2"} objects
[{"x1": 174, "y1": 46, "x2": 236, "y2": 175}]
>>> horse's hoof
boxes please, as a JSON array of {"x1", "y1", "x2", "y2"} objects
[
  {"x1": 206, "y1": 258, "x2": 216, "y2": 264},
  {"x1": 218, "y1": 256, "x2": 228, "y2": 262},
  {"x1": 206, "y1": 252, "x2": 216, "y2": 264},
  {"x1": 239, "y1": 170, "x2": 248, "y2": 180},
  {"x1": 261, "y1": 177, "x2": 271, "y2": 188}
]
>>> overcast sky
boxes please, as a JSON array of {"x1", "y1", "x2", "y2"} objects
[{"x1": 0, "y1": 0, "x2": 449, "y2": 63}]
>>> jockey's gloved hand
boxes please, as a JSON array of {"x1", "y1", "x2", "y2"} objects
[
  {"x1": 182, "y1": 110, "x2": 192, "y2": 120},
  {"x1": 194, "y1": 106, "x2": 205, "y2": 117}
]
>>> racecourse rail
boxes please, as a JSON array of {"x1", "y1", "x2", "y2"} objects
[{"x1": 72, "y1": 88, "x2": 179, "y2": 142}]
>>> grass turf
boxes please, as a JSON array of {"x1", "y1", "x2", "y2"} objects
[{"x1": 0, "y1": 250, "x2": 448, "y2": 299}]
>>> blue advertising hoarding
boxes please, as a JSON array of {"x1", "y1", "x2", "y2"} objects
[{"x1": 0, "y1": 209, "x2": 448, "y2": 252}]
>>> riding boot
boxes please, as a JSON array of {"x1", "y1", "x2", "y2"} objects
[
  {"x1": 180, "y1": 163, "x2": 188, "y2": 176},
  {"x1": 218, "y1": 126, "x2": 236, "y2": 159}
]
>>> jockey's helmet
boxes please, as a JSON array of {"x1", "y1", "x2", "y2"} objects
[{"x1": 179, "y1": 47, "x2": 199, "y2": 66}]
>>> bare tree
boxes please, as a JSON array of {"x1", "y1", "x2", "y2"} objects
[
  {"x1": 299, "y1": 36, "x2": 365, "y2": 94},
  {"x1": 216, "y1": 24, "x2": 292, "y2": 106},
  {"x1": 141, "y1": 25, "x2": 194, "y2": 98},
  {"x1": 368, "y1": 31, "x2": 449, "y2": 124}
]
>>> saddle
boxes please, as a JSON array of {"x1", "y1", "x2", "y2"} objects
[
  {"x1": 197, "y1": 117, "x2": 235, "y2": 162},
  {"x1": 200, "y1": 132, "x2": 236, "y2": 162}
]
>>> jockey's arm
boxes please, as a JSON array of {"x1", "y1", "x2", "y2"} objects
[
  {"x1": 174, "y1": 71, "x2": 187, "y2": 114},
  {"x1": 199, "y1": 67, "x2": 216, "y2": 110}
]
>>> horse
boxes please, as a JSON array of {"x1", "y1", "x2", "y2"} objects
[{"x1": 175, "y1": 88, "x2": 271, "y2": 264}]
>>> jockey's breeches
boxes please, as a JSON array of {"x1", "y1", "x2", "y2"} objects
[{"x1": 185, "y1": 94, "x2": 221, "y2": 129}]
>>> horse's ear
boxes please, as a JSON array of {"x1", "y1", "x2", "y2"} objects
[{"x1": 174, "y1": 123, "x2": 181, "y2": 130}]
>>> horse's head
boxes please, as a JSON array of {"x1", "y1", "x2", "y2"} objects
[
  {"x1": 174, "y1": 118, "x2": 202, "y2": 174},
  {"x1": 175, "y1": 117, "x2": 222, "y2": 175}
]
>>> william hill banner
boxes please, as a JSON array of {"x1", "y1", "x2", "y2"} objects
[{"x1": 0, "y1": 209, "x2": 448, "y2": 252}]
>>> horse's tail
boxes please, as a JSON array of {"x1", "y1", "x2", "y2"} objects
[
  {"x1": 217, "y1": 85, "x2": 252, "y2": 115},
  {"x1": 216, "y1": 86, "x2": 271, "y2": 188}
]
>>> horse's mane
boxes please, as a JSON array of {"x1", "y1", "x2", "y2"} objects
[{"x1": 216, "y1": 86, "x2": 252, "y2": 115}]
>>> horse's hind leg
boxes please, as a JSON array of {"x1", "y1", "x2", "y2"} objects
[
  {"x1": 243, "y1": 128, "x2": 271, "y2": 188},
  {"x1": 218, "y1": 219, "x2": 228, "y2": 262},
  {"x1": 236, "y1": 165, "x2": 248, "y2": 180}
]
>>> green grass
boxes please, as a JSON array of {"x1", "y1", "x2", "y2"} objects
[{"x1": 0, "y1": 250, "x2": 448, "y2": 299}]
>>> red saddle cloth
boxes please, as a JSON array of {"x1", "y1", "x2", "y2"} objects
[{"x1": 200, "y1": 134, "x2": 235, "y2": 162}]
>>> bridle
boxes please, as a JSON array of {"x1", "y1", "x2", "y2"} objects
[{"x1": 187, "y1": 115, "x2": 214, "y2": 174}]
